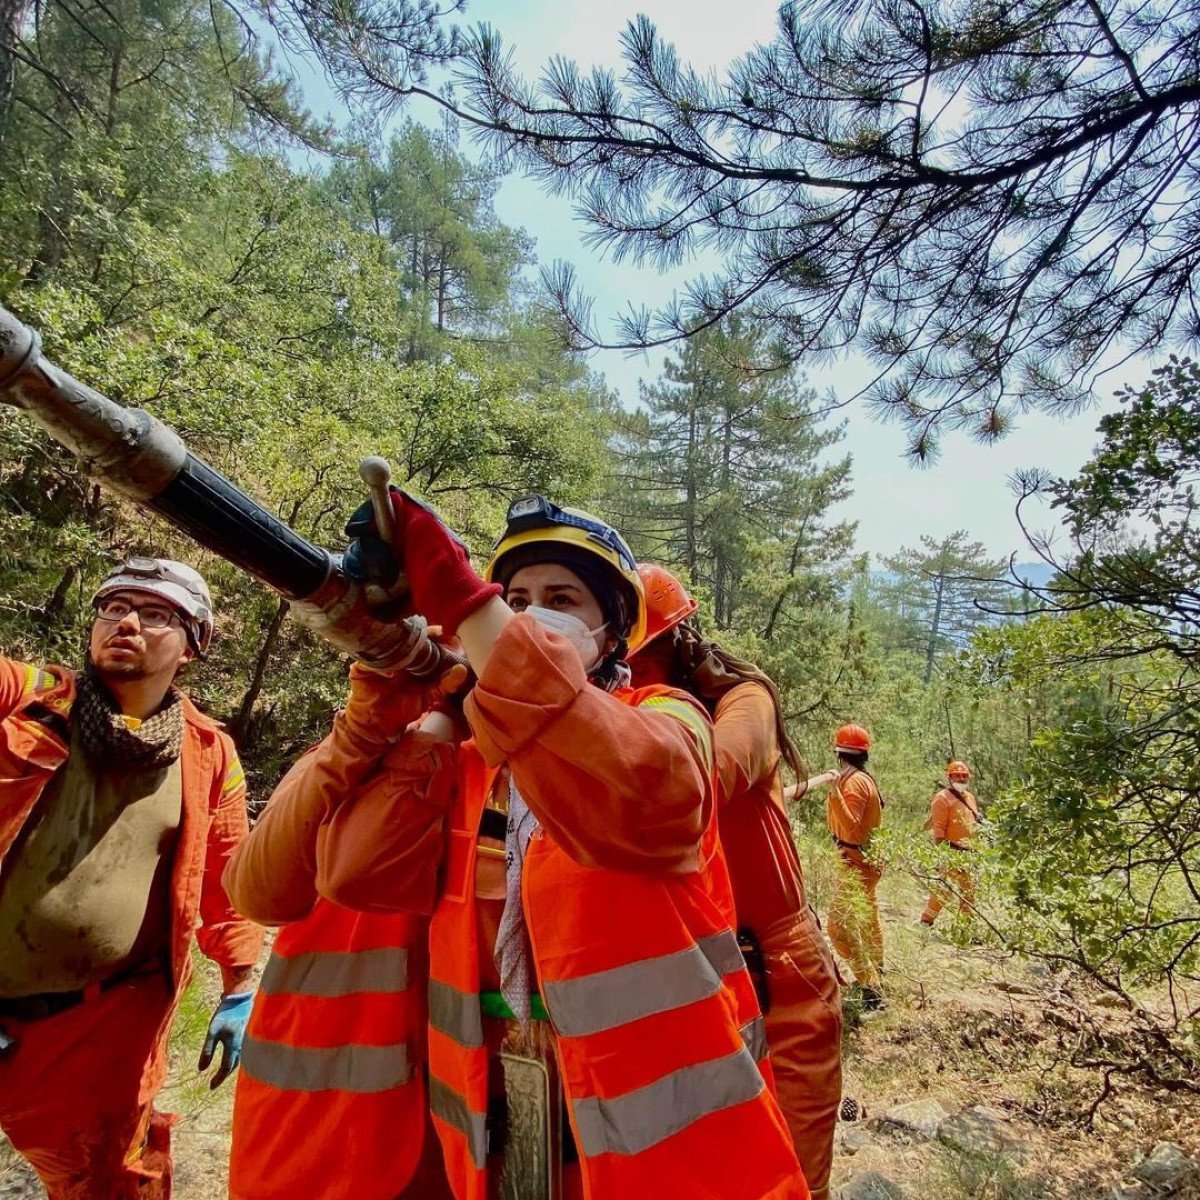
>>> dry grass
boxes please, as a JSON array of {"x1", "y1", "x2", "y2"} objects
[{"x1": 833, "y1": 868, "x2": 1200, "y2": 1199}]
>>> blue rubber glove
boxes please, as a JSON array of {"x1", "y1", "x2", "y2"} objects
[
  {"x1": 198, "y1": 991, "x2": 254, "y2": 1089},
  {"x1": 343, "y1": 496, "x2": 402, "y2": 590}
]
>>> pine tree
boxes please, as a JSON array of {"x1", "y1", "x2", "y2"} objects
[
  {"x1": 882, "y1": 532, "x2": 1009, "y2": 683},
  {"x1": 611, "y1": 318, "x2": 865, "y2": 744}
]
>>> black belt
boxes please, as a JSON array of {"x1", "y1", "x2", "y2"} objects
[
  {"x1": 833, "y1": 836, "x2": 864, "y2": 852},
  {"x1": 0, "y1": 958, "x2": 167, "y2": 1023},
  {"x1": 947, "y1": 841, "x2": 974, "y2": 853}
]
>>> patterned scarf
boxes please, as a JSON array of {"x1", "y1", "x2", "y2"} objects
[
  {"x1": 494, "y1": 665, "x2": 631, "y2": 1026},
  {"x1": 75, "y1": 669, "x2": 184, "y2": 771}
]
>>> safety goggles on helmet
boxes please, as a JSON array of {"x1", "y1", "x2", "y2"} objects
[
  {"x1": 502, "y1": 495, "x2": 638, "y2": 574},
  {"x1": 113, "y1": 557, "x2": 208, "y2": 598}
]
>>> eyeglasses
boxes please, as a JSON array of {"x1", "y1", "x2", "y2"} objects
[
  {"x1": 94, "y1": 597, "x2": 182, "y2": 630},
  {"x1": 504, "y1": 495, "x2": 638, "y2": 572}
]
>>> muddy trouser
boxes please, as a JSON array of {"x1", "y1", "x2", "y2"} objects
[
  {"x1": 826, "y1": 846, "x2": 884, "y2": 988},
  {"x1": 921, "y1": 849, "x2": 976, "y2": 924},
  {"x1": 0, "y1": 972, "x2": 175, "y2": 1200},
  {"x1": 758, "y1": 909, "x2": 843, "y2": 1200}
]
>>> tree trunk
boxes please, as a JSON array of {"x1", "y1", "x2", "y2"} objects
[
  {"x1": 714, "y1": 396, "x2": 735, "y2": 628},
  {"x1": 406, "y1": 233, "x2": 421, "y2": 363},
  {"x1": 684, "y1": 400, "x2": 699, "y2": 578},
  {"x1": 763, "y1": 529, "x2": 807, "y2": 640},
  {"x1": 229, "y1": 597, "x2": 290, "y2": 746},
  {"x1": 104, "y1": 39, "x2": 123, "y2": 137},
  {"x1": 924, "y1": 573, "x2": 945, "y2": 684},
  {"x1": 0, "y1": 0, "x2": 30, "y2": 140},
  {"x1": 37, "y1": 563, "x2": 77, "y2": 629},
  {"x1": 436, "y1": 245, "x2": 447, "y2": 331}
]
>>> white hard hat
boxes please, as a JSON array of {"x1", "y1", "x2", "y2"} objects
[{"x1": 92, "y1": 557, "x2": 214, "y2": 655}]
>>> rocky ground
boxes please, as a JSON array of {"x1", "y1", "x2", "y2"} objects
[
  {"x1": 828, "y1": 891, "x2": 1199, "y2": 1200},
  {"x1": 3, "y1": 903, "x2": 1196, "y2": 1199}
]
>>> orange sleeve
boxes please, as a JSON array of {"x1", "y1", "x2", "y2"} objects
[
  {"x1": 464, "y1": 616, "x2": 714, "y2": 874},
  {"x1": 929, "y1": 792, "x2": 951, "y2": 842},
  {"x1": 328, "y1": 661, "x2": 437, "y2": 771},
  {"x1": 315, "y1": 735, "x2": 456, "y2": 916},
  {"x1": 197, "y1": 738, "x2": 264, "y2": 970},
  {"x1": 223, "y1": 663, "x2": 433, "y2": 924},
  {"x1": 712, "y1": 682, "x2": 779, "y2": 808},
  {"x1": 0, "y1": 656, "x2": 52, "y2": 721},
  {"x1": 0, "y1": 657, "x2": 28, "y2": 719},
  {"x1": 223, "y1": 746, "x2": 327, "y2": 926}
]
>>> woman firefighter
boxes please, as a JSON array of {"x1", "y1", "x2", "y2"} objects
[
  {"x1": 626, "y1": 564, "x2": 843, "y2": 1200},
  {"x1": 249, "y1": 493, "x2": 809, "y2": 1200}
]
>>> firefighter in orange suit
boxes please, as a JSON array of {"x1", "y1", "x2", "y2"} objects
[
  {"x1": 223, "y1": 670, "x2": 465, "y2": 1200},
  {"x1": 920, "y1": 760, "x2": 981, "y2": 926},
  {"x1": 825, "y1": 724, "x2": 885, "y2": 1010},
  {"x1": 629, "y1": 564, "x2": 842, "y2": 1200},
  {"x1": 0, "y1": 558, "x2": 262, "y2": 1200},
  {"x1": 285, "y1": 493, "x2": 808, "y2": 1199}
]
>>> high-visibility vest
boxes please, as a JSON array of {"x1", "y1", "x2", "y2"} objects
[
  {"x1": 427, "y1": 685, "x2": 808, "y2": 1200},
  {"x1": 230, "y1": 900, "x2": 427, "y2": 1200}
]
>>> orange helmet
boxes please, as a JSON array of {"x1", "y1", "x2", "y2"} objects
[
  {"x1": 947, "y1": 760, "x2": 971, "y2": 781},
  {"x1": 835, "y1": 723, "x2": 872, "y2": 753},
  {"x1": 632, "y1": 564, "x2": 699, "y2": 653}
]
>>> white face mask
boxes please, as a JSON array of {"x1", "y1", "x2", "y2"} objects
[{"x1": 525, "y1": 606, "x2": 608, "y2": 670}]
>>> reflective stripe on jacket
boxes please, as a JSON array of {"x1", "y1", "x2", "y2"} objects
[
  {"x1": 231, "y1": 900, "x2": 425, "y2": 1200},
  {"x1": 427, "y1": 685, "x2": 806, "y2": 1200}
]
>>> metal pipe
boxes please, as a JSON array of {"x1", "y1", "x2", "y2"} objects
[{"x1": 0, "y1": 304, "x2": 454, "y2": 674}]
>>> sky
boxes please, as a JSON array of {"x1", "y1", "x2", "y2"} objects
[{"x1": 296, "y1": 0, "x2": 1150, "y2": 562}]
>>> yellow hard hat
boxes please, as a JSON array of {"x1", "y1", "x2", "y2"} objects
[{"x1": 485, "y1": 495, "x2": 648, "y2": 651}]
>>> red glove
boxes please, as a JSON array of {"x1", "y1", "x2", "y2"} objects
[{"x1": 387, "y1": 489, "x2": 502, "y2": 634}]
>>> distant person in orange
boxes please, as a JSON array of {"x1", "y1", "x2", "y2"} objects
[
  {"x1": 920, "y1": 760, "x2": 980, "y2": 926},
  {"x1": 825, "y1": 724, "x2": 885, "y2": 1010},
  {"x1": 629, "y1": 565, "x2": 842, "y2": 1200}
]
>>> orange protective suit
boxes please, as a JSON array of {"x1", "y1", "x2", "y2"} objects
[
  {"x1": 0, "y1": 657, "x2": 262, "y2": 1200},
  {"x1": 920, "y1": 786, "x2": 980, "y2": 925},
  {"x1": 710, "y1": 682, "x2": 842, "y2": 1200},
  {"x1": 825, "y1": 767, "x2": 884, "y2": 988},
  {"x1": 311, "y1": 617, "x2": 808, "y2": 1200},
  {"x1": 223, "y1": 675, "x2": 454, "y2": 1200}
]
